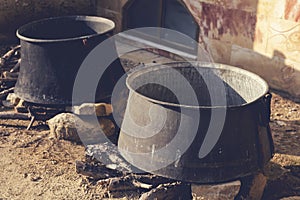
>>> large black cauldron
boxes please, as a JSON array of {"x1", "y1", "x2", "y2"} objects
[
  {"x1": 118, "y1": 62, "x2": 274, "y2": 183},
  {"x1": 15, "y1": 16, "x2": 125, "y2": 105}
]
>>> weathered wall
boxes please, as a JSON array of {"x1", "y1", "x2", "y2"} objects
[
  {"x1": 99, "y1": 0, "x2": 300, "y2": 100},
  {"x1": 0, "y1": 0, "x2": 96, "y2": 43},
  {"x1": 183, "y1": 0, "x2": 300, "y2": 100}
]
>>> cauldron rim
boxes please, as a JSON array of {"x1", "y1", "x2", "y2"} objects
[
  {"x1": 126, "y1": 62, "x2": 269, "y2": 109},
  {"x1": 16, "y1": 15, "x2": 115, "y2": 43}
]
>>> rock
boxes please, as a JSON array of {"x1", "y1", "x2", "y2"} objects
[
  {"x1": 66, "y1": 103, "x2": 112, "y2": 117},
  {"x1": 48, "y1": 113, "x2": 80, "y2": 143},
  {"x1": 291, "y1": 108, "x2": 298, "y2": 112},
  {"x1": 47, "y1": 113, "x2": 115, "y2": 144},
  {"x1": 276, "y1": 120, "x2": 287, "y2": 127},
  {"x1": 1, "y1": 100, "x2": 13, "y2": 108},
  {"x1": 275, "y1": 112, "x2": 283, "y2": 117},
  {"x1": 30, "y1": 176, "x2": 42, "y2": 182},
  {"x1": 192, "y1": 181, "x2": 241, "y2": 200},
  {"x1": 14, "y1": 99, "x2": 27, "y2": 113},
  {"x1": 6, "y1": 93, "x2": 20, "y2": 106}
]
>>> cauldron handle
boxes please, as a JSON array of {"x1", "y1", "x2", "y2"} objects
[
  {"x1": 257, "y1": 92, "x2": 275, "y2": 167},
  {"x1": 258, "y1": 92, "x2": 272, "y2": 126}
]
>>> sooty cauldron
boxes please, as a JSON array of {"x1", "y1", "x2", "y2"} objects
[
  {"x1": 15, "y1": 15, "x2": 125, "y2": 105},
  {"x1": 118, "y1": 62, "x2": 274, "y2": 184}
]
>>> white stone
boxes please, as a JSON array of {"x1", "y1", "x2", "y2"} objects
[
  {"x1": 47, "y1": 113, "x2": 114, "y2": 144},
  {"x1": 6, "y1": 93, "x2": 20, "y2": 106}
]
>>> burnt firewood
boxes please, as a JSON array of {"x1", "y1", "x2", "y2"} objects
[
  {"x1": 0, "y1": 110, "x2": 30, "y2": 120},
  {"x1": 0, "y1": 87, "x2": 14, "y2": 99},
  {"x1": 139, "y1": 182, "x2": 192, "y2": 200},
  {"x1": 76, "y1": 159, "x2": 175, "y2": 192},
  {"x1": 0, "y1": 45, "x2": 21, "y2": 67},
  {"x1": 96, "y1": 174, "x2": 168, "y2": 192},
  {"x1": 9, "y1": 58, "x2": 21, "y2": 73},
  {"x1": 131, "y1": 174, "x2": 173, "y2": 187},
  {"x1": 75, "y1": 160, "x2": 123, "y2": 180},
  {"x1": 3, "y1": 71, "x2": 18, "y2": 79},
  {"x1": 0, "y1": 78, "x2": 17, "y2": 84}
]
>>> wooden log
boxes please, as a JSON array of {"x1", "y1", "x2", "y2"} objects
[
  {"x1": 3, "y1": 71, "x2": 18, "y2": 79},
  {"x1": 0, "y1": 78, "x2": 18, "y2": 82},
  {"x1": 0, "y1": 78, "x2": 18, "y2": 89},
  {"x1": 0, "y1": 45, "x2": 21, "y2": 67},
  {"x1": 9, "y1": 58, "x2": 21, "y2": 73},
  {"x1": 0, "y1": 110, "x2": 30, "y2": 120},
  {"x1": 0, "y1": 87, "x2": 14, "y2": 99}
]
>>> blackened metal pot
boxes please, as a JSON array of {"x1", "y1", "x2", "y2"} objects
[
  {"x1": 118, "y1": 62, "x2": 274, "y2": 183},
  {"x1": 15, "y1": 15, "x2": 125, "y2": 105}
]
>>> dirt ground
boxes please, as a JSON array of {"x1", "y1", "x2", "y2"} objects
[
  {"x1": 0, "y1": 45, "x2": 299, "y2": 200},
  {"x1": 0, "y1": 92, "x2": 298, "y2": 200}
]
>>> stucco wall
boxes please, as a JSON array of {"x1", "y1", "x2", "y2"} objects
[{"x1": 0, "y1": 0, "x2": 96, "y2": 43}]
